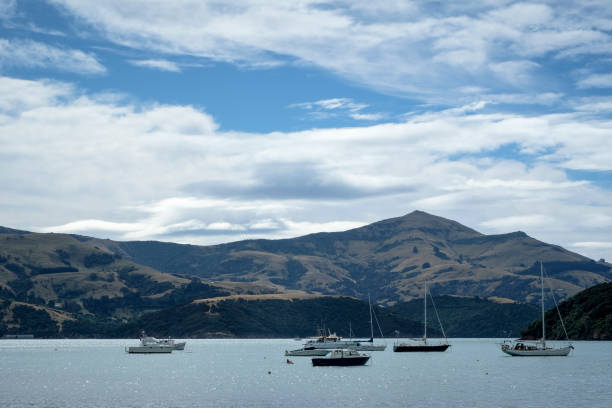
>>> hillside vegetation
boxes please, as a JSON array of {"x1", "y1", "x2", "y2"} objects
[
  {"x1": 390, "y1": 296, "x2": 539, "y2": 338},
  {"x1": 0, "y1": 231, "x2": 229, "y2": 334},
  {"x1": 118, "y1": 211, "x2": 612, "y2": 304},
  {"x1": 1, "y1": 211, "x2": 610, "y2": 338},
  {"x1": 521, "y1": 282, "x2": 612, "y2": 340}
]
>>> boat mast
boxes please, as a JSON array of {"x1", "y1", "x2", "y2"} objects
[
  {"x1": 368, "y1": 294, "x2": 374, "y2": 341},
  {"x1": 424, "y1": 282, "x2": 427, "y2": 342},
  {"x1": 541, "y1": 261, "x2": 546, "y2": 348}
]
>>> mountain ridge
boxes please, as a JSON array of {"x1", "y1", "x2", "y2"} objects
[
  {"x1": 114, "y1": 211, "x2": 611, "y2": 304},
  {"x1": 2, "y1": 211, "x2": 610, "y2": 306}
]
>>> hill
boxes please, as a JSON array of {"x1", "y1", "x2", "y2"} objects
[
  {"x1": 2, "y1": 210, "x2": 610, "y2": 337},
  {"x1": 0, "y1": 231, "x2": 230, "y2": 332},
  {"x1": 117, "y1": 211, "x2": 612, "y2": 304},
  {"x1": 115, "y1": 295, "x2": 429, "y2": 339},
  {"x1": 521, "y1": 282, "x2": 612, "y2": 340},
  {"x1": 390, "y1": 296, "x2": 539, "y2": 338},
  {"x1": 1, "y1": 294, "x2": 429, "y2": 339}
]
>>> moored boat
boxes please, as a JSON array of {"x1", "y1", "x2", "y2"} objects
[
  {"x1": 350, "y1": 341, "x2": 387, "y2": 351},
  {"x1": 125, "y1": 342, "x2": 173, "y2": 354},
  {"x1": 501, "y1": 340, "x2": 572, "y2": 356},
  {"x1": 312, "y1": 349, "x2": 370, "y2": 366},
  {"x1": 303, "y1": 331, "x2": 360, "y2": 349},
  {"x1": 501, "y1": 261, "x2": 573, "y2": 357},
  {"x1": 140, "y1": 331, "x2": 186, "y2": 351},
  {"x1": 156, "y1": 338, "x2": 186, "y2": 350},
  {"x1": 393, "y1": 342, "x2": 450, "y2": 352},
  {"x1": 285, "y1": 347, "x2": 331, "y2": 356},
  {"x1": 349, "y1": 295, "x2": 387, "y2": 351},
  {"x1": 393, "y1": 282, "x2": 450, "y2": 353}
]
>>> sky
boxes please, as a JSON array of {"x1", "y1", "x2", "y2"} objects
[{"x1": 1, "y1": 0, "x2": 611, "y2": 262}]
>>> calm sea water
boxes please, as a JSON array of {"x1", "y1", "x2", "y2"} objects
[{"x1": 1, "y1": 338, "x2": 610, "y2": 407}]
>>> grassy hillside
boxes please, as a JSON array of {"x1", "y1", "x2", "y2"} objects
[
  {"x1": 117, "y1": 211, "x2": 612, "y2": 304},
  {"x1": 1, "y1": 293, "x2": 542, "y2": 339},
  {"x1": 521, "y1": 282, "x2": 612, "y2": 340},
  {"x1": 0, "y1": 231, "x2": 229, "y2": 334},
  {"x1": 1, "y1": 211, "x2": 609, "y2": 338},
  {"x1": 114, "y1": 296, "x2": 430, "y2": 339}
]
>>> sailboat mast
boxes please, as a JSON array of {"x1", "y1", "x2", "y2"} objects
[
  {"x1": 368, "y1": 294, "x2": 374, "y2": 340},
  {"x1": 541, "y1": 261, "x2": 546, "y2": 348},
  {"x1": 424, "y1": 282, "x2": 427, "y2": 341}
]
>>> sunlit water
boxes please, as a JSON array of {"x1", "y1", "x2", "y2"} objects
[{"x1": 1, "y1": 338, "x2": 610, "y2": 407}]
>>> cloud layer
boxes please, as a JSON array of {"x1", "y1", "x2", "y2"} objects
[
  {"x1": 0, "y1": 38, "x2": 105, "y2": 74},
  {"x1": 48, "y1": 0, "x2": 612, "y2": 97},
  {"x1": 1, "y1": 75, "x2": 611, "y2": 261}
]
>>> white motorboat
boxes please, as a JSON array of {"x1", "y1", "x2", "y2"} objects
[
  {"x1": 303, "y1": 331, "x2": 361, "y2": 349},
  {"x1": 501, "y1": 261, "x2": 573, "y2": 357},
  {"x1": 285, "y1": 347, "x2": 331, "y2": 356},
  {"x1": 140, "y1": 331, "x2": 186, "y2": 351},
  {"x1": 155, "y1": 338, "x2": 186, "y2": 351},
  {"x1": 125, "y1": 343, "x2": 173, "y2": 354}
]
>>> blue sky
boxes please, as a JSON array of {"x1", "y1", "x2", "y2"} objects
[{"x1": 1, "y1": 0, "x2": 612, "y2": 262}]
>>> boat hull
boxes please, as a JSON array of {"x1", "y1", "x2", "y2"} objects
[
  {"x1": 311, "y1": 356, "x2": 370, "y2": 366},
  {"x1": 501, "y1": 346, "x2": 572, "y2": 357},
  {"x1": 303, "y1": 342, "x2": 361, "y2": 349},
  {"x1": 285, "y1": 348, "x2": 330, "y2": 356},
  {"x1": 350, "y1": 344, "x2": 387, "y2": 351},
  {"x1": 172, "y1": 342, "x2": 186, "y2": 351},
  {"x1": 125, "y1": 345, "x2": 173, "y2": 354},
  {"x1": 393, "y1": 344, "x2": 450, "y2": 352}
]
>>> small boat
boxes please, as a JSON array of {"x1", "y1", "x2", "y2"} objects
[
  {"x1": 125, "y1": 343, "x2": 173, "y2": 354},
  {"x1": 501, "y1": 261, "x2": 573, "y2": 357},
  {"x1": 394, "y1": 282, "x2": 450, "y2": 352},
  {"x1": 125, "y1": 339, "x2": 174, "y2": 354},
  {"x1": 393, "y1": 342, "x2": 450, "y2": 352},
  {"x1": 312, "y1": 349, "x2": 370, "y2": 366},
  {"x1": 303, "y1": 330, "x2": 360, "y2": 349},
  {"x1": 501, "y1": 340, "x2": 573, "y2": 356},
  {"x1": 140, "y1": 331, "x2": 186, "y2": 351},
  {"x1": 350, "y1": 341, "x2": 387, "y2": 352},
  {"x1": 349, "y1": 295, "x2": 387, "y2": 351},
  {"x1": 285, "y1": 347, "x2": 331, "y2": 356},
  {"x1": 156, "y1": 338, "x2": 186, "y2": 351}
]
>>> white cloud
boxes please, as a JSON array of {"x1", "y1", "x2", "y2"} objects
[
  {"x1": 350, "y1": 112, "x2": 385, "y2": 121},
  {"x1": 46, "y1": 0, "x2": 612, "y2": 96},
  {"x1": 290, "y1": 97, "x2": 384, "y2": 121},
  {"x1": 1, "y1": 76, "x2": 612, "y2": 261},
  {"x1": 480, "y1": 214, "x2": 557, "y2": 231},
  {"x1": 571, "y1": 242, "x2": 612, "y2": 249},
  {"x1": 572, "y1": 97, "x2": 612, "y2": 112},
  {"x1": 576, "y1": 73, "x2": 612, "y2": 89},
  {"x1": 489, "y1": 60, "x2": 540, "y2": 85},
  {"x1": 42, "y1": 219, "x2": 144, "y2": 233},
  {"x1": 0, "y1": 76, "x2": 74, "y2": 113},
  {"x1": 0, "y1": 0, "x2": 16, "y2": 20},
  {"x1": 129, "y1": 58, "x2": 181, "y2": 72},
  {"x1": 0, "y1": 38, "x2": 105, "y2": 74}
]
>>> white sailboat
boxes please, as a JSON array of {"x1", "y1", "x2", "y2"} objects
[
  {"x1": 501, "y1": 261, "x2": 574, "y2": 357},
  {"x1": 350, "y1": 295, "x2": 387, "y2": 351},
  {"x1": 394, "y1": 282, "x2": 450, "y2": 352}
]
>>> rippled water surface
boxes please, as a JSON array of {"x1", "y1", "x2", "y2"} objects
[{"x1": 1, "y1": 338, "x2": 610, "y2": 407}]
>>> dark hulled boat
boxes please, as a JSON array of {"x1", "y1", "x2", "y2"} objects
[
  {"x1": 312, "y1": 349, "x2": 370, "y2": 366},
  {"x1": 393, "y1": 282, "x2": 451, "y2": 353},
  {"x1": 393, "y1": 343, "x2": 450, "y2": 352}
]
